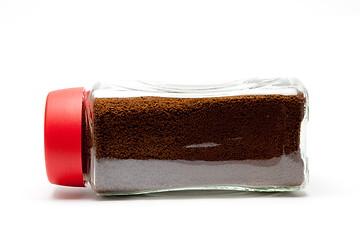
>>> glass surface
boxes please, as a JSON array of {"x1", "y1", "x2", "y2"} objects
[{"x1": 83, "y1": 78, "x2": 308, "y2": 195}]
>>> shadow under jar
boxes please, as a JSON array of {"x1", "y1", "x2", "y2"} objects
[{"x1": 45, "y1": 78, "x2": 309, "y2": 195}]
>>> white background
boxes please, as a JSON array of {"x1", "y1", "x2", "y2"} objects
[{"x1": 1, "y1": 1, "x2": 360, "y2": 239}]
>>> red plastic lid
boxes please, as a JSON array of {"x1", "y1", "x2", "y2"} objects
[{"x1": 44, "y1": 87, "x2": 85, "y2": 187}]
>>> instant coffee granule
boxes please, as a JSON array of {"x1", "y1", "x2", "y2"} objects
[{"x1": 89, "y1": 94, "x2": 306, "y2": 194}]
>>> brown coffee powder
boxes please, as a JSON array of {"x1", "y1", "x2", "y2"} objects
[{"x1": 89, "y1": 94, "x2": 306, "y2": 194}]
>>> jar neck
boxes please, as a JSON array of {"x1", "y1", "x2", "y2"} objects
[{"x1": 81, "y1": 90, "x2": 92, "y2": 182}]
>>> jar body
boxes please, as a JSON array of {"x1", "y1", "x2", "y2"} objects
[{"x1": 82, "y1": 78, "x2": 309, "y2": 195}]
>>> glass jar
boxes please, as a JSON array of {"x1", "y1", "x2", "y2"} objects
[{"x1": 44, "y1": 78, "x2": 309, "y2": 195}]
